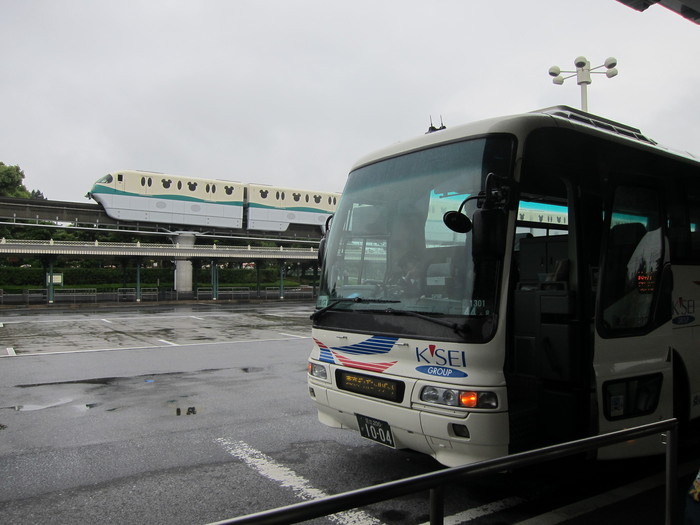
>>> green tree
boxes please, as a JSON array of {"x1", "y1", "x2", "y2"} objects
[{"x1": 0, "y1": 163, "x2": 31, "y2": 198}]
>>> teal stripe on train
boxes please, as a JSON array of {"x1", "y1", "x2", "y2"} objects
[
  {"x1": 90, "y1": 185, "x2": 244, "y2": 206},
  {"x1": 247, "y1": 202, "x2": 333, "y2": 213}
]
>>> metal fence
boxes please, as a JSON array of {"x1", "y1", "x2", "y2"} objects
[
  {"x1": 0, "y1": 286, "x2": 316, "y2": 305},
  {"x1": 210, "y1": 419, "x2": 680, "y2": 525}
]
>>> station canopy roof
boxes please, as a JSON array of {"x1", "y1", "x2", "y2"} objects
[{"x1": 617, "y1": 0, "x2": 700, "y2": 24}]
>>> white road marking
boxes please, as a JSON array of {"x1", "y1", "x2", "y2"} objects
[
  {"x1": 512, "y1": 461, "x2": 699, "y2": 525},
  {"x1": 5, "y1": 347, "x2": 15, "y2": 356},
  {"x1": 215, "y1": 438, "x2": 384, "y2": 525},
  {"x1": 0, "y1": 335, "x2": 312, "y2": 357},
  {"x1": 418, "y1": 497, "x2": 526, "y2": 525},
  {"x1": 278, "y1": 332, "x2": 307, "y2": 339},
  {"x1": 0, "y1": 313, "x2": 245, "y2": 325},
  {"x1": 158, "y1": 339, "x2": 179, "y2": 346},
  {"x1": 190, "y1": 316, "x2": 205, "y2": 320}
]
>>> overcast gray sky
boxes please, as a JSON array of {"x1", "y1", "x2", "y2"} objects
[{"x1": 2, "y1": 1, "x2": 699, "y2": 202}]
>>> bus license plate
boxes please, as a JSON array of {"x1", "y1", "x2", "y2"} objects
[{"x1": 357, "y1": 414, "x2": 395, "y2": 448}]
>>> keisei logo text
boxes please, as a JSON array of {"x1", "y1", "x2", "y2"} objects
[
  {"x1": 673, "y1": 297, "x2": 696, "y2": 325},
  {"x1": 415, "y1": 344, "x2": 468, "y2": 378}
]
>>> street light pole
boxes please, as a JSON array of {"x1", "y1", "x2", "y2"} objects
[{"x1": 548, "y1": 56, "x2": 618, "y2": 112}]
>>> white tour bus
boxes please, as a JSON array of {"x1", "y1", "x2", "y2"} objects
[{"x1": 307, "y1": 106, "x2": 700, "y2": 467}]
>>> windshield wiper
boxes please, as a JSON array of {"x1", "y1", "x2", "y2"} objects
[
  {"x1": 383, "y1": 308, "x2": 471, "y2": 336},
  {"x1": 310, "y1": 297, "x2": 400, "y2": 321}
]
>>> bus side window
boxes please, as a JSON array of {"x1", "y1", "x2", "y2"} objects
[
  {"x1": 600, "y1": 186, "x2": 663, "y2": 332},
  {"x1": 667, "y1": 179, "x2": 697, "y2": 263},
  {"x1": 689, "y1": 199, "x2": 700, "y2": 261}
]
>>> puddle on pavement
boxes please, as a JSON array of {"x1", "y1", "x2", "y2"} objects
[
  {"x1": 17, "y1": 377, "x2": 117, "y2": 388},
  {"x1": 3, "y1": 368, "x2": 235, "y2": 413}
]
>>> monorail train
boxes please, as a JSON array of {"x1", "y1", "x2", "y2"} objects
[{"x1": 87, "y1": 170, "x2": 340, "y2": 234}]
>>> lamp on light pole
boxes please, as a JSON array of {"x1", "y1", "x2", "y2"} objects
[{"x1": 548, "y1": 56, "x2": 618, "y2": 113}]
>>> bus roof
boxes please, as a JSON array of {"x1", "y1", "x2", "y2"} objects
[{"x1": 350, "y1": 105, "x2": 700, "y2": 172}]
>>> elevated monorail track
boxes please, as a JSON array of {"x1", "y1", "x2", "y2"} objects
[
  {"x1": 0, "y1": 196, "x2": 117, "y2": 225},
  {"x1": 0, "y1": 196, "x2": 323, "y2": 242}
]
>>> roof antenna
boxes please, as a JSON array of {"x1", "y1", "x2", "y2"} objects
[{"x1": 426, "y1": 115, "x2": 446, "y2": 134}]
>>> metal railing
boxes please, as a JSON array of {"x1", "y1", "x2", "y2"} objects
[
  {"x1": 53, "y1": 288, "x2": 97, "y2": 303},
  {"x1": 0, "y1": 238, "x2": 319, "y2": 261},
  {"x1": 0, "y1": 238, "x2": 318, "y2": 253},
  {"x1": 197, "y1": 287, "x2": 252, "y2": 300},
  {"x1": 210, "y1": 419, "x2": 680, "y2": 525}
]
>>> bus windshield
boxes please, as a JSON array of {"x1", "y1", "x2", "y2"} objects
[{"x1": 315, "y1": 135, "x2": 515, "y2": 341}]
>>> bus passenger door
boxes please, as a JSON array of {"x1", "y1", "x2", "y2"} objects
[{"x1": 594, "y1": 183, "x2": 673, "y2": 458}]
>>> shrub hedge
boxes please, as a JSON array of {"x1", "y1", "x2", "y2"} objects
[{"x1": 0, "y1": 267, "x2": 295, "y2": 289}]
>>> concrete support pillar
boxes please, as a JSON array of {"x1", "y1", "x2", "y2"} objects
[
  {"x1": 136, "y1": 261, "x2": 142, "y2": 302},
  {"x1": 255, "y1": 260, "x2": 262, "y2": 298},
  {"x1": 47, "y1": 260, "x2": 55, "y2": 304},
  {"x1": 279, "y1": 260, "x2": 286, "y2": 299},
  {"x1": 210, "y1": 260, "x2": 219, "y2": 300},
  {"x1": 172, "y1": 232, "x2": 196, "y2": 298}
]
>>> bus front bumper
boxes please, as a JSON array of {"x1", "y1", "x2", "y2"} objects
[{"x1": 309, "y1": 382, "x2": 509, "y2": 467}]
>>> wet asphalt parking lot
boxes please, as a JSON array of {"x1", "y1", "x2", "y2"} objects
[{"x1": 0, "y1": 301, "x2": 698, "y2": 525}]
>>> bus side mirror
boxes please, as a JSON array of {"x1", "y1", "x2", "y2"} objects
[
  {"x1": 443, "y1": 210, "x2": 473, "y2": 233},
  {"x1": 318, "y1": 214, "x2": 333, "y2": 265},
  {"x1": 472, "y1": 208, "x2": 506, "y2": 258},
  {"x1": 318, "y1": 236, "x2": 326, "y2": 265}
]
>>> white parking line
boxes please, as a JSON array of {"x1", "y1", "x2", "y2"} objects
[
  {"x1": 215, "y1": 438, "x2": 384, "y2": 525},
  {"x1": 0, "y1": 313, "x2": 244, "y2": 325},
  {"x1": 0, "y1": 335, "x2": 312, "y2": 358},
  {"x1": 418, "y1": 497, "x2": 526, "y2": 525},
  {"x1": 158, "y1": 339, "x2": 179, "y2": 346},
  {"x1": 5, "y1": 347, "x2": 15, "y2": 356},
  {"x1": 278, "y1": 332, "x2": 308, "y2": 339}
]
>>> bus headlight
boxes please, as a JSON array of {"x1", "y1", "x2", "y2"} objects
[
  {"x1": 420, "y1": 386, "x2": 498, "y2": 409},
  {"x1": 308, "y1": 361, "x2": 328, "y2": 380}
]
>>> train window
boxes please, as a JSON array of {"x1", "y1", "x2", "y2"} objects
[
  {"x1": 117, "y1": 174, "x2": 123, "y2": 182},
  {"x1": 281, "y1": 192, "x2": 285, "y2": 200},
  {"x1": 306, "y1": 195, "x2": 309, "y2": 203},
  {"x1": 212, "y1": 185, "x2": 216, "y2": 193},
  {"x1": 276, "y1": 191, "x2": 280, "y2": 200},
  {"x1": 141, "y1": 177, "x2": 146, "y2": 186},
  {"x1": 177, "y1": 181, "x2": 182, "y2": 190},
  {"x1": 148, "y1": 178, "x2": 152, "y2": 187},
  {"x1": 333, "y1": 197, "x2": 337, "y2": 205},
  {"x1": 206, "y1": 184, "x2": 210, "y2": 193}
]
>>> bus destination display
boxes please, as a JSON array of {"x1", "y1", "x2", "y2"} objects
[{"x1": 337, "y1": 371, "x2": 403, "y2": 402}]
